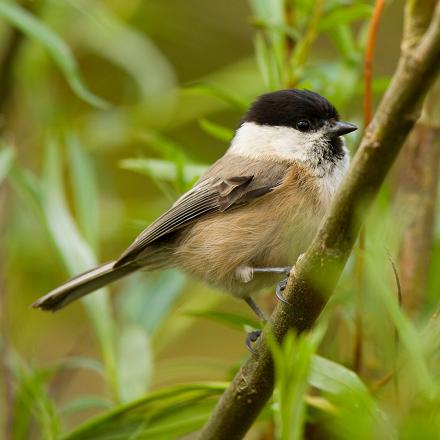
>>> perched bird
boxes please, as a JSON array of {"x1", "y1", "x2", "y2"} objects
[{"x1": 33, "y1": 89, "x2": 357, "y2": 338}]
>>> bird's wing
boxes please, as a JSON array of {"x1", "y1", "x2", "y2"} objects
[{"x1": 115, "y1": 156, "x2": 291, "y2": 267}]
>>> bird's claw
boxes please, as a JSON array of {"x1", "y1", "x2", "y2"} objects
[
  {"x1": 275, "y1": 277, "x2": 291, "y2": 305},
  {"x1": 246, "y1": 330, "x2": 262, "y2": 354}
]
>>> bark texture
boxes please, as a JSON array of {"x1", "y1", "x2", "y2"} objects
[{"x1": 395, "y1": 122, "x2": 440, "y2": 316}]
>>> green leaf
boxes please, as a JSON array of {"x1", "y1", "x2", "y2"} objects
[
  {"x1": 117, "y1": 325, "x2": 153, "y2": 403},
  {"x1": 0, "y1": 144, "x2": 15, "y2": 184},
  {"x1": 9, "y1": 166, "x2": 45, "y2": 222},
  {"x1": 67, "y1": 0, "x2": 176, "y2": 104},
  {"x1": 319, "y1": 4, "x2": 373, "y2": 30},
  {"x1": 268, "y1": 330, "x2": 319, "y2": 440},
  {"x1": 67, "y1": 134, "x2": 100, "y2": 251},
  {"x1": 183, "y1": 83, "x2": 249, "y2": 110},
  {"x1": 60, "y1": 396, "x2": 113, "y2": 416},
  {"x1": 310, "y1": 356, "x2": 394, "y2": 439},
  {"x1": 138, "y1": 132, "x2": 188, "y2": 163},
  {"x1": 57, "y1": 356, "x2": 105, "y2": 377},
  {"x1": 61, "y1": 383, "x2": 227, "y2": 440},
  {"x1": 136, "y1": 131, "x2": 192, "y2": 193},
  {"x1": 198, "y1": 118, "x2": 234, "y2": 143},
  {"x1": 251, "y1": 18, "x2": 301, "y2": 41},
  {"x1": 366, "y1": 254, "x2": 435, "y2": 398},
  {"x1": 39, "y1": 140, "x2": 119, "y2": 400},
  {"x1": 119, "y1": 158, "x2": 208, "y2": 192},
  {"x1": 187, "y1": 310, "x2": 261, "y2": 332},
  {"x1": 328, "y1": 24, "x2": 359, "y2": 64},
  {"x1": 42, "y1": 140, "x2": 95, "y2": 274},
  {"x1": 0, "y1": 1, "x2": 108, "y2": 109},
  {"x1": 11, "y1": 360, "x2": 60, "y2": 440},
  {"x1": 249, "y1": 0, "x2": 285, "y2": 88},
  {"x1": 254, "y1": 33, "x2": 280, "y2": 90},
  {"x1": 310, "y1": 355, "x2": 371, "y2": 398},
  {"x1": 118, "y1": 270, "x2": 186, "y2": 335}
]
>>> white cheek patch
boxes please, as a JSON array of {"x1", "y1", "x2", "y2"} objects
[
  {"x1": 229, "y1": 122, "x2": 315, "y2": 162},
  {"x1": 228, "y1": 121, "x2": 350, "y2": 206}
]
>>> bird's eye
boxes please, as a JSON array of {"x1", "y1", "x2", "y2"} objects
[{"x1": 296, "y1": 120, "x2": 311, "y2": 132}]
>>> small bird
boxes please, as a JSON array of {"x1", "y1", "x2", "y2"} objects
[{"x1": 33, "y1": 89, "x2": 357, "y2": 334}]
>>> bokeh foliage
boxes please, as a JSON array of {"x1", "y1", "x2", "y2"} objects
[{"x1": 2, "y1": 0, "x2": 440, "y2": 439}]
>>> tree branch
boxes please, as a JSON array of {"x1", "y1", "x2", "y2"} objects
[
  {"x1": 198, "y1": 1, "x2": 440, "y2": 439},
  {"x1": 394, "y1": 83, "x2": 440, "y2": 316}
]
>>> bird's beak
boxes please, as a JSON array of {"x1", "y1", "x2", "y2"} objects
[{"x1": 326, "y1": 121, "x2": 358, "y2": 136}]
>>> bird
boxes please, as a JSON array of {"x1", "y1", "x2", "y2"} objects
[{"x1": 33, "y1": 89, "x2": 357, "y2": 342}]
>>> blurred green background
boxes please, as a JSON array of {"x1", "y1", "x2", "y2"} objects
[{"x1": 4, "y1": 1, "x2": 440, "y2": 439}]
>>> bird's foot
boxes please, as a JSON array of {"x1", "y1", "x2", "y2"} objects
[
  {"x1": 274, "y1": 254, "x2": 306, "y2": 304},
  {"x1": 275, "y1": 277, "x2": 291, "y2": 305},
  {"x1": 246, "y1": 329, "x2": 262, "y2": 354}
]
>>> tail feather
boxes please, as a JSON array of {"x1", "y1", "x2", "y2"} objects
[{"x1": 32, "y1": 261, "x2": 137, "y2": 312}]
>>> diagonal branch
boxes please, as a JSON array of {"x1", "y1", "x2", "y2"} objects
[{"x1": 198, "y1": 1, "x2": 440, "y2": 439}]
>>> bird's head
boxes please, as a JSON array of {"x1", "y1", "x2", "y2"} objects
[{"x1": 230, "y1": 89, "x2": 357, "y2": 167}]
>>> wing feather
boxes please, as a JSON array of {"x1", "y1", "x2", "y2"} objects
[{"x1": 115, "y1": 157, "x2": 290, "y2": 267}]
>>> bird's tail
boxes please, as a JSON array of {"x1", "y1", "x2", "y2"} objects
[{"x1": 32, "y1": 261, "x2": 138, "y2": 312}]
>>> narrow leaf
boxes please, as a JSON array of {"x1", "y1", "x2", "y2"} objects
[
  {"x1": 187, "y1": 310, "x2": 261, "y2": 332},
  {"x1": 268, "y1": 331, "x2": 318, "y2": 440},
  {"x1": 11, "y1": 361, "x2": 60, "y2": 440},
  {"x1": 117, "y1": 325, "x2": 153, "y2": 402},
  {"x1": 119, "y1": 158, "x2": 208, "y2": 191},
  {"x1": 61, "y1": 383, "x2": 227, "y2": 440},
  {"x1": 41, "y1": 140, "x2": 118, "y2": 399},
  {"x1": 118, "y1": 270, "x2": 186, "y2": 335},
  {"x1": 183, "y1": 83, "x2": 249, "y2": 110},
  {"x1": 0, "y1": 1, "x2": 108, "y2": 108},
  {"x1": 319, "y1": 5, "x2": 373, "y2": 30},
  {"x1": 198, "y1": 118, "x2": 234, "y2": 143},
  {"x1": 60, "y1": 396, "x2": 113, "y2": 416},
  {"x1": 67, "y1": 134, "x2": 100, "y2": 250}
]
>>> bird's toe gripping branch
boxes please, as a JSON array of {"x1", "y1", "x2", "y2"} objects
[{"x1": 246, "y1": 330, "x2": 262, "y2": 354}]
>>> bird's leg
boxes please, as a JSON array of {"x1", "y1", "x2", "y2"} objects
[
  {"x1": 252, "y1": 266, "x2": 291, "y2": 275},
  {"x1": 244, "y1": 296, "x2": 267, "y2": 321},
  {"x1": 244, "y1": 296, "x2": 267, "y2": 353},
  {"x1": 241, "y1": 266, "x2": 294, "y2": 353}
]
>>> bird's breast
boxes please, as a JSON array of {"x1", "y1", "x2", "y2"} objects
[{"x1": 173, "y1": 163, "x2": 326, "y2": 295}]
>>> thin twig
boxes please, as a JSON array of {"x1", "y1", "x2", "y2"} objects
[
  {"x1": 364, "y1": 0, "x2": 385, "y2": 128},
  {"x1": 353, "y1": 0, "x2": 386, "y2": 375},
  {"x1": 199, "y1": 2, "x2": 440, "y2": 438}
]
